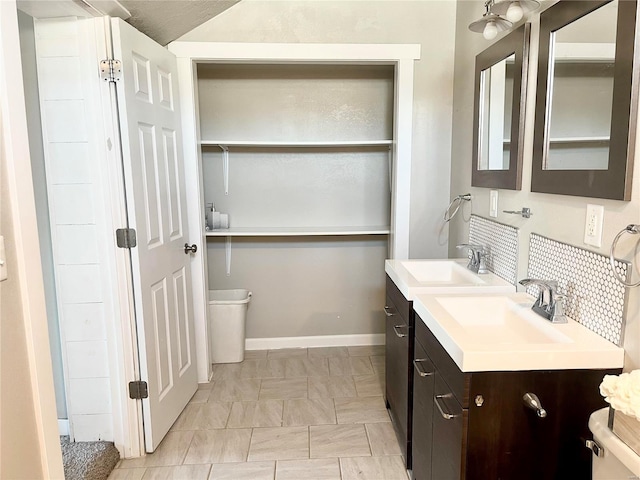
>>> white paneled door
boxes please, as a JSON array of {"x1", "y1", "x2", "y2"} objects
[{"x1": 111, "y1": 18, "x2": 197, "y2": 452}]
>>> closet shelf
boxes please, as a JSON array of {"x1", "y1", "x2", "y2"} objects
[
  {"x1": 549, "y1": 136, "x2": 610, "y2": 144},
  {"x1": 200, "y1": 140, "x2": 393, "y2": 148},
  {"x1": 205, "y1": 226, "x2": 390, "y2": 237}
]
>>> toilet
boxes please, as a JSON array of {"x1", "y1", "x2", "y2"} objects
[{"x1": 589, "y1": 408, "x2": 640, "y2": 479}]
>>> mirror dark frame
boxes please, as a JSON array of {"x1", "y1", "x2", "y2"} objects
[
  {"x1": 472, "y1": 23, "x2": 530, "y2": 190},
  {"x1": 532, "y1": 0, "x2": 639, "y2": 200}
]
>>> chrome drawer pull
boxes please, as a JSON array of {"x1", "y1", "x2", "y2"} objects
[
  {"x1": 383, "y1": 306, "x2": 396, "y2": 317},
  {"x1": 435, "y1": 394, "x2": 459, "y2": 420},
  {"x1": 522, "y1": 392, "x2": 547, "y2": 418},
  {"x1": 393, "y1": 325, "x2": 408, "y2": 338},
  {"x1": 413, "y1": 359, "x2": 434, "y2": 377}
]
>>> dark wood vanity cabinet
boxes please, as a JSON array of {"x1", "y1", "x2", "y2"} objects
[
  {"x1": 412, "y1": 313, "x2": 621, "y2": 480},
  {"x1": 385, "y1": 275, "x2": 414, "y2": 468},
  {"x1": 411, "y1": 340, "x2": 436, "y2": 479}
]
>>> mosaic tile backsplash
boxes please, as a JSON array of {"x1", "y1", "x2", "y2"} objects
[
  {"x1": 526, "y1": 234, "x2": 629, "y2": 345},
  {"x1": 468, "y1": 215, "x2": 519, "y2": 285}
]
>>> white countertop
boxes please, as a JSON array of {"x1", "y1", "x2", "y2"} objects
[
  {"x1": 413, "y1": 292, "x2": 624, "y2": 372},
  {"x1": 385, "y1": 258, "x2": 515, "y2": 300}
]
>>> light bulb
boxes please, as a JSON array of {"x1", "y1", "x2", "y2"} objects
[
  {"x1": 506, "y1": 2, "x2": 524, "y2": 22},
  {"x1": 483, "y1": 21, "x2": 498, "y2": 40}
]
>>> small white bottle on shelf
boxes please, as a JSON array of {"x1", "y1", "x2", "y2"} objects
[{"x1": 205, "y1": 203, "x2": 215, "y2": 231}]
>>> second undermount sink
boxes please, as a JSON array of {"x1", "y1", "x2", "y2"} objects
[
  {"x1": 434, "y1": 295, "x2": 571, "y2": 345},
  {"x1": 385, "y1": 259, "x2": 515, "y2": 300},
  {"x1": 400, "y1": 260, "x2": 484, "y2": 284},
  {"x1": 413, "y1": 292, "x2": 624, "y2": 372}
]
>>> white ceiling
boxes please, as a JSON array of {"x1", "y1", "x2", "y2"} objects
[
  {"x1": 17, "y1": 0, "x2": 240, "y2": 46},
  {"x1": 118, "y1": 0, "x2": 240, "y2": 45}
]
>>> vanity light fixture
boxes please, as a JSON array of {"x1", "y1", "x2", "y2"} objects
[
  {"x1": 490, "y1": 0, "x2": 540, "y2": 23},
  {"x1": 469, "y1": 0, "x2": 538, "y2": 40},
  {"x1": 469, "y1": 0, "x2": 513, "y2": 40}
]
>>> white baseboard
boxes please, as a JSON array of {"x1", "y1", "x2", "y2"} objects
[
  {"x1": 58, "y1": 419, "x2": 70, "y2": 436},
  {"x1": 245, "y1": 333, "x2": 385, "y2": 351}
]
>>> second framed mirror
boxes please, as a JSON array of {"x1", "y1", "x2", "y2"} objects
[
  {"x1": 531, "y1": 0, "x2": 639, "y2": 200},
  {"x1": 472, "y1": 23, "x2": 530, "y2": 190}
]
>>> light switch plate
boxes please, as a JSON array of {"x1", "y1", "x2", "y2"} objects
[
  {"x1": 584, "y1": 204, "x2": 604, "y2": 248},
  {"x1": 489, "y1": 190, "x2": 498, "y2": 218},
  {"x1": 0, "y1": 236, "x2": 7, "y2": 282}
]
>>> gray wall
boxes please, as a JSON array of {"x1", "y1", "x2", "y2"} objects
[
  {"x1": 449, "y1": 0, "x2": 640, "y2": 370},
  {"x1": 198, "y1": 63, "x2": 393, "y2": 339},
  {"x1": 178, "y1": 0, "x2": 457, "y2": 259},
  {"x1": 17, "y1": 11, "x2": 67, "y2": 419},
  {"x1": 178, "y1": 1, "x2": 457, "y2": 341}
]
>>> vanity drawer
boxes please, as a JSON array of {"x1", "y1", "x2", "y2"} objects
[
  {"x1": 385, "y1": 274, "x2": 415, "y2": 468},
  {"x1": 431, "y1": 375, "x2": 466, "y2": 480},
  {"x1": 415, "y1": 313, "x2": 468, "y2": 407},
  {"x1": 385, "y1": 275, "x2": 412, "y2": 323},
  {"x1": 411, "y1": 342, "x2": 436, "y2": 480}
]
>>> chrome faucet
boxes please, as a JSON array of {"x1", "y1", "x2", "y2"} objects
[
  {"x1": 519, "y1": 278, "x2": 567, "y2": 324},
  {"x1": 456, "y1": 244, "x2": 489, "y2": 274}
]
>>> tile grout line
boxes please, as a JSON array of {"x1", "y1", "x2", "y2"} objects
[
  {"x1": 246, "y1": 425, "x2": 253, "y2": 464},
  {"x1": 280, "y1": 396, "x2": 285, "y2": 427},
  {"x1": 363, "y1": 423, "x2": 374, "y2": 458},
  {"x1": 179, "y1": 429, "x2": 195, "y2": 466}
]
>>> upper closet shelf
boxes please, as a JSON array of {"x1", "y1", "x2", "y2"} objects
[
  {"x1": 203, "y1": 140, "x2": 393, "y2": 196},
  {"x1": 548, "y1": 136, "x2": 610, "y2": 144},
  {"x1": 205, "y1": 226, "x2": 390, "y2": 237},
  {"x1": 200, "y1": 140, "x2": 393, "y2": 148}
]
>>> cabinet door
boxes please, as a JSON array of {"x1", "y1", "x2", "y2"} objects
[
  {"x1": 432, "y1": 375, "x2": 465, "y2": 480},
  {"x1": 384, "y1": 296, "x2": 410, "y2": 462},
  {"x1": 465, "y1": 370, "x2": 615, "y2": 479},
  {"x1": 411, "y1": 340, "x2": 435, "y2": 480}
]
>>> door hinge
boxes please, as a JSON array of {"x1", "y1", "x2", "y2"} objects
[
  {"x1": 100, "y1": 59, "x2": 122, "y2": 82},
  {"x1": 116, "y1": 228, "x2": 137, "y2": 248},
  {"x1": 128, "y1": 381, "x2": 148, "y2": 400}
]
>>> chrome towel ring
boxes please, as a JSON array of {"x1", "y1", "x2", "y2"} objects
[
  {"x1": 444, "y1": 194, "x2": 471, "y2": 222},
  {"x1": 609, "y1": 224, "x2": 640, "y2": 287}
]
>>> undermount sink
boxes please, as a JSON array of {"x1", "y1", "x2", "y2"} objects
[
  {"x1": 413, "y1": 292, "x2": 624, "y2": 372},
  {"x1": 385, "y1": 259, "x2": 514, "y2": 300},
  {"x1": 399, "y1": 260, "x2": 484, "y2": 284},
  {"x1": 435, "y1": 295, "x2": 571, "y2": 345}
]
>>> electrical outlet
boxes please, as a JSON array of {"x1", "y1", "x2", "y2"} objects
[
  {"x1": 489, "y1": 190, "x2": 498, "y2": 218},
  {"x1": 584, "y1": 204, "x2": 604, "y2": 248}
]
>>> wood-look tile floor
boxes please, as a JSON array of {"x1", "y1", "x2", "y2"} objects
[{"x1": 109, "y1": 346, "x2": 409, "y2": 480}]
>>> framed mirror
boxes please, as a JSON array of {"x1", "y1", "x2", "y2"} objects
[
  {"x1": 472, "y1": 23, "x2": 530, "y2": 190},
  {"x1": 532, "y1": 0, "x2": 639, "y2": 200}
]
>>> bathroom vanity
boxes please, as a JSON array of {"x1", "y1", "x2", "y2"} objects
[
  {"x1": 384, "y1": 259, "x2": 515, "y2": 468},
  {"x1": 385, "y1": 258, "x2": 625, "y2": 479},
  {"x1": 411, "y1": 314, "x2": 620, "y2": 479}
]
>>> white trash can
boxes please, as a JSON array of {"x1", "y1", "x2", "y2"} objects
[{"x1": 208, "y1": 289, "x2": 252, "y2": 364}]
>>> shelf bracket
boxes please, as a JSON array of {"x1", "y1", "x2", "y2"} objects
[
  {"x1": 218, "y1": 145, "x2": 229, "y2": 195},
  {"x1": 387, "y1": 146, "x2": 393, "y2": 192},
  {"x1": 225, "y1": 236, "x2": 232, "y2": 276}
]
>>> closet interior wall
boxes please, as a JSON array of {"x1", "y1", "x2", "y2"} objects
[{"x1": 198, "y1": 63, "x2": 394, "y2": 343}]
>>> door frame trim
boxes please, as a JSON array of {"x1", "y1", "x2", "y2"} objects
[
  {"x1": 169, "y1": 41, "x2": 420, "y2": 383},
  {"x1": 0, "y1": 1, "x2": 65, "y2": 475},
  {"x1": 91, "y1": 16, "x2": 144, "y2": 458}
]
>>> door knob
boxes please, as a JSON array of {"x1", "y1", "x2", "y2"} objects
[{"x1": 184, "y1": 243, "x2": 198, "y2": 254}]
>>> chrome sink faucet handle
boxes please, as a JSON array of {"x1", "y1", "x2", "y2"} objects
[
  {"x1": 456, "y1": 244, "x2": 489, "y2": 274},
  {"x1": 519, "y1": 278, "x2": 554, "y2": 307},
  {"x1": 518, "y1": 279, "x2": 568, "y2": 324},
  {"x1": 551, "y1": 294, "x2": 568, "y2": 324}
]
